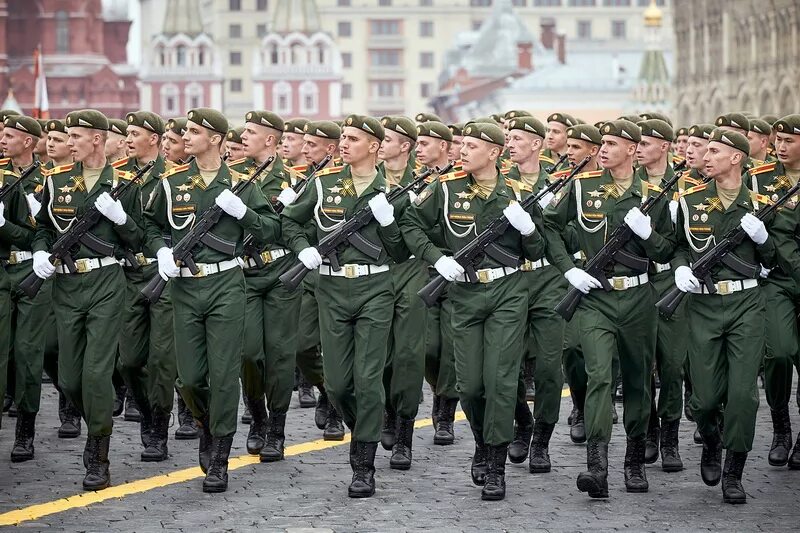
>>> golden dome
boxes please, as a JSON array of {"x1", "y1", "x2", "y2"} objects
[{"x1": 644, "y1": 0, "x2": 663, "y2": 27}]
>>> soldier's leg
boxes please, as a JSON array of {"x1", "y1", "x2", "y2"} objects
[
  {"x1": 576, "y1": 300, "x2": 616, "y2": 445},
  {"x1": 529, "y1": 301, "x2": 565, "y2": 426},
  {"x1": 686, "y1": 297, "x2": 727, "y2": 439},
  {"x1": 450, "y1": 286, "x2": 488, "y2": 441},
  {"x1": 147, "y1": 291, "x2": 177, "y2": 413},
  {"x1": 423, "y1": 297, "x2": 442, "y2": 393},
  {"x1": 53, "y1": 277, "x2": 89, "y2": 420},
  {"x1": 241, "y1": 284, "x2": 266, "y2": 406},
  {"x1": 562, "y1": 319, "x2": 587, "y2": 415},
  {"x1": 295, "y1": 277, "x2": 323, "y2": 387},
  {"x1": 387, "y1": 276, "x2": 426, "y2": 421},
  {"x1": 0, "y1": 273, "x2": 10, "y2": 429},
  {"x1": 437, "y1": 297, "x2": 458, "y2": 399},
  {"x1": 117, "y1": 279, "x2": 152, "y2": 418},
  {"x1": 171, "y1": 282, "x2": 211, "y2": 421}
]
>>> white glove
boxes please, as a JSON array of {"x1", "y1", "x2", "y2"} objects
[
  {"x1": 95, "y1": 192, "x2": 127, "y2": 225},
  {"x1": 434, "y1": 256, "x2": 464, "y2": 282},
  {"x1": 538, "y1": 191, "x2": 555, "y2": 210},
  {"x1": 0, "y1": 201, "x2": 4, "y2": 227},
  {"x1": 298, "y1": 247, "x2": 323, "y2": 269},
  {"x1": 215, "y1": 189, "x2": 247, "y2": 220},
  {"x1": 674, "y1": 265, "x2": 700, "y2": 293},
  {"x1": 760, "y1": 265, "x2": 771, "y2": 279},
  {"x1": 624, "y1": 207, "x2": 652, "y2": 240},
  {"x1": 156, "y1": 247, "x2": 180, "y2": 281},
  {"x1": 32, "y1": 251, "x2": 55, "y2": 279},
  {"x1": 668, "y1": 200, "x2": 679, "y2": 224},
  {"x1": 740, "y1": 213, "x2": 768, "y2": 245},
  {"x1": 26, "y1": 193, "x2": 41, "y2": 218},
  {"x1": 408, "y1": 190, "x2": 418, "y2": 204},
  {"x1": 276, "y1": 188, "x2": 298, "y2": 207},
  {"x1": 564, "y1": 267, "x2": 602, "y2": 294},
  {"x1": 503, "y1": 202, "x2": 536, "y2": 236},
  {"x1": 368, "y1": 193, "x2": 395, "y2": 227}
]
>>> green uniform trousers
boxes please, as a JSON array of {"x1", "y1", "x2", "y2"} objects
[
  {"x1": 652, "y1": 272, "x2": 688, "y2": 422},
  {"x1": 117, "y1": 264, "x2": 177, "y2": 414},
  {"x1": 424, "y1": 287, "x2": 457, "y2": 399},
  {"x1": 295, "y1": 273, "x2": 324, "y2": 387},
  {"x1": 562, "y1": 318, "x2": 587, "y2": 408},
  {"x1": 515, "y1": 266, "x2": 566, "y2": 424},
  {"x1": 687, "y1": 289, "x2": 765, "y2": 452},
  {"x1": 0, "y1": 269, "x2": 10, "y2": 422},
  {"x1": 383, "y1": 259, "x2": 428, "y2": 419},
  {"x1": 171, "y1": 268, "x2": 245, "y2": 437},
  {"x1": 7, "y1": 263, "x2": 52, "y2": 414},
  {"x1": 317, "y1": 271, "x2": 393, "y2": 442},
  {"x1": 762, "y1": 281, "x2": 800, "y2": 410},
  {"x1": 450, "y1": 272, "x2": 527, "y2": 446},
  {"x1": 54, "y1": 265, "x2": 126, "y2": 437},
  {"x1": 241, "y1": 255, "x2": 302, "y2": 414},
  {"x1": 576, "y1": 284, "x2": 655, "y2": 443}
]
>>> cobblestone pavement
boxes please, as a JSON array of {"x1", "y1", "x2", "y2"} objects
[{"x1": 1, "y1": 383, "x2": 799, "y2": 532}]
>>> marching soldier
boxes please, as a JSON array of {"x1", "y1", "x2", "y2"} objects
[
  {"x1": 45, "y1": 120, "x2": 72, "y2": 170},
  {"x1": 448, "y1": 123, "x2": 465, "y2": 163},
  {"x1": 104, "y1": 119, "x2": 128, "y2": 164},
  {"x1": 225, "y1": 127, "x2": 246, "y2": 161},
  {"x1": 34, "y1": 120, "x2": 49, "y2": 166},
  {"x1": 402, "y1": 122, "x2": 546, "y2": 501},
  {"x1": 685, "y1": 124, "x2": 715, "y2": 183},
  {"x1": 673, "y1": 129, "x2": 775, "y2": 504},
  {"x1": 542, "y1": 112, "x2": 576, "y2": 172},
  {"x1": 747, "y1": 119, "x2": 776, "y2": 165},
  {"x1": 143, "y1": 108, "x2": 281, "y2": 492},
  {"x1": 281, "y1": 118, "x2": 309, "y2": 167},
  {"x1": 675, "y1": 127, "x2": 689, "y2": 159}
]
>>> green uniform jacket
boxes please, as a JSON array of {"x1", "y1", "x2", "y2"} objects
[
  {"x1": 112, "y1": 155, "x2": 167, "y2": 259},
  {"x1": 0, "y1": 161, "x2": 35, "y2": 258},
  {"x1": 281, "y1": 164, "x2": 409, "y2": 265},
  {"x1": 0, "y1": 156, "x2": 45, "y2": 196}
]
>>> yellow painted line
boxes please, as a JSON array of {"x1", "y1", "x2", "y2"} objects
[{"x1": 1, "y1": 388, "x2": 570, "y2": 526}]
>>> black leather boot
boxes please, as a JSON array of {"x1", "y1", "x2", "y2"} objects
[
  {"x1": 198, "y1": 415, "x2": 213, "y2": 474},
  {"x1": 528, "y1": 421, "x2": 556, "y2": 473},
  {"x1": 141, "y1": 408, "x2": 169, "y2": 462},
  {"x1": 524, "y1": 359, "x2": 535, "y2": 402},
  {"x1": 174, "y1": 394, "x2": 199, "y2": 439},
  {"x1": 82, "y1": 435, "x2": 111, "y2": 491},
  {"x1": 297, "y1": 375, "x2": 316, "y2": 408},
  {"x1": 246, "y1": 396, "x2": 268, "y2": 455},
  {"x1": 684, "y1": 378, "x2": 694, "y2": 421},
  {"x1": 693, "y1": 426, "x2": 702, "y2": 444},
  {"x1": 123, "y1": 390, "x2": 141, "y2": 422},
  {"x1": 380, "y1": 409, "x2": 397, "y2": 451},
  {"x1": 11, "y1": 412, "x2": 36, "y2": 462},
  {"x1": 577, "y1": 439, "x2": 609, "y2": 498},
  {"x1": 700, "y1": 430, "x2": 723, "y2": 486},
  {"x1": 390, "y1": 417, "x2": 414, "y2": 470},
  {"x1": 624, "y1": 437, "x2": 649, "y2": 493},
  {"x1": 348, "y1": 441, "x2": 378, "y2": 498},
  {"x1": 240, "y1": 391, "x2": 252, "y2": 424},
  {"x1": 659, "y1": 418, "x2": 684, "y2": 472},
  {"x1": 645, "y1": 416, "x2": 660, "y2": 464},
  {"x1": 431, "y1": 394, "x2": 441, "y2": 428},
  {"x1": 434, "y1": 397, "x2": 458, "y2": 445},
  {"x1": 314, "y1": 387, "x2": 330, "y2": 430},
  {"x1": 112, "y1": 385, "x2": 126, "y2": 417},
  {"x1": 58, "y1": 395, "x2": 82, "y2": 439},
  {"x1": 788, "y1": 432, "x2": 800, "y2": 469},
  {"x1": 481, "y1": 444, "x2": 507, "y2": 501},
  {"x1": 722, "y1": 450, "x2": 748, "y2": 504},
  {"x1": 203, "y1": 436, "x2": 233, "y2": 493},
  {"x1": 470, "y1": 429, "x2": 488, "y2": 486},
  {"x1": 137, "y1": 403, "x2": 153, "y2": 448},
  {"x1": 260, "y1": 412, "x2": 286, "y2": 462},
  {"x1": 508, "y1": 400, "x2": 533, "y2": 464},
  {"x1": 323, "y1": 405, "x2": 345, "y2": 441},
  {"x1": 570, "y1": 409, "x2": 586, "y2": 444},
  {"x1": 768, "y1": 405, "x2": 792, "y2": 466}
]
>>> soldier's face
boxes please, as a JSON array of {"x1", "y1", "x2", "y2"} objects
[
  {"x1": 566, "y1": 139, "x2": 598, "y2": 167},
  {"x1": 599, "y1": 136, "x2": 635, "y2": 170},
  {"x1": 746, "y1": 131, "x2": 768, "y2": 157},
  {"x1": 126, "y1": 125, "x2": 158, "y2": 160},
  {"x1": 675, "y1": 135, "x2": 688, "y2": 157},
  {"x1": 34, "y1": 134, "x2": 48, "y2": 157},
  {"x1": 0, "y1": 128, "x2": 34, "y2": 158},
  {"x1": 225, "y1": 141, "x2": 245, "y2": 160},
  {"x1": 703, "y1": 142, "x2": 742, "y2": 179},
  {"x1": 183, "y1": 121, "x2": 219, "y2": 156},
  {"x1": 448, "y1": 136, "x2": 463, "y2": 161},
  {"x1": 776, "y1": 133, "x2": 800, "y2": 168},
  {"x1": 46, "y1": 131, "x2": 70, "y2": 161},
  {"x1": 685, "y1": 137, "x2": 709, "y2": 169},
  {"x1": 415, "y1": 136, "x2": 446, "y2": 166},
  {"x1": 340, "y1": 127, "x2": 378, "y2": 165},
  {"x1": 506, "y1": 131, "x2": 541, "y2": 164},
  {"x1": 545, "y1": 122, "x2": 567, "y2": 152},
  {"x1": 281, "y1": 132, "x2": 304, "y2": 161},
  {"x1": 460, "y1": 138, "x2": 498, "y2": 174},
  {"x1": 162, "y1": 131, "x2": 187, "y2": 162},
  {"x1": 68, "y1": 127, "x2": 102, "y2": 162},
  {"x1": 635, "y1": 137, "x2": 668, "y2": 168},
  {"x1": 241, "y1": 124, "x2": 276, "y2": 158},
  {"x1": 302, "y1": 134, "x2": 335, "y2": 166},
  {"x1": 103, "y1": 132, "x2": 126, "y2": 159},
  {"x1": 378, "y1": 130, "x2": 408, "y2": 162}
]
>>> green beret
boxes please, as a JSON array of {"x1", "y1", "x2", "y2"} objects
[
  {"x1": 638, "y1": 111, "x2": 673, "y2": 127},
  {"x1": 709, "y1": 128, "x2": 750, "y2": 156},
  {"x1": 715, "y1": 112, "x2": 750, "y2": 132},
  {"x1": 467, "y1": 116, "x2": 500, "y2": 127},
  {"x1": 165, "y1": 117, "x2": 188, "y2": 136},
  {"x1": 506, "y1": 116, "x2": 546, "y2": 138},
  {"x1": 546, "y1": 112, "x2": 576, "y2": 127},
  {"x1": 107, "y1": 119, "x2": 128, "y2": 136},
  {"x1": 416, "y1": 121, "x2": 453, "y2": 142},
  {"x1": 760, "y1": 114, "x2": 779, "y2": 125},
  {"x1": 593, "y1": 121, "x2": 607, "y2": 130},
  {"x1": 638, "y1": 119, "x2": 674, "y2": 142},
  {"x1": 489, "y1": 113, "x2": 503, "y2": 123},
  {"x1": 567, "y1": 124, "x2": 602, "y2": 146},
  {"x1": 2, "y1": 115, "x2": 42, "y2": 138},
  {"x1": 126, "y1": 111, "x2": 165, "y2": 135},
  {"x1": 65, "y1": 109, "x2": 109, "y2": 131},
  {"x1": 688, "y1": 124, "x2": 715, "y2": 140},
  {"x1": 774, "y1": 114, "x2": 800, "y2": 136},
  {"x1": 574, "y1": 118, "x2": 587, "y2": 125},
  {"x1": 600, "y1": 119, "x2": 641, "y2": 143},
  {"x1": 0, "y1": 109, "x2": 21, "y2": 122},
  {"x1": 283, "y1": 118, "x2": 310, "y2": 134},
  {"x1": 676, "y1": 127, "x2": 689, "y2": 137},
  {"x1": 226, "y1": 127, "x2": 244, "y2": 144},
  {"x1": 462, "y1": 122, "x2": 505, "y2": 147},
  {"x1": 381, "y1": 115, "x2": 418, "y2": 141},
  {"x1": 504, "y1": 109, "x2": 531, "y2": 121},
  {"x1": 246, "y1": 110, "x2": 284, "y2": 132},
  {"x1": 187, "y1": 107, "x2": 228, "y2": 135},
  {"x1": 749, "y1": 118, "x2": 772, "y2": 136},
  {"x1": 343, "y1": 114, "x2": 385, "y2": 141},
  {"x1": 303, "y1": 120, "x2": 341, "y2": 140},
  {"x1": 45, "y1": 119, "x2": 67, "y2": 134},
  {"x1": 415, "y1": 112, "x2": 442, "y2": 123},
  {"x1": 36, "y1": 119, "x2": 48, "y2": 131},
  {"x1": 448, "y1": 123, "x2": 465, "y2": 137}
]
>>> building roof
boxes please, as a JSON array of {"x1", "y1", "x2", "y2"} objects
[
  {"x1": 273, "y1": 0, "x2": 321, "y2": 34},
  {"x1": 163, "y1": 0, "x2": 204, "y2": 36}
]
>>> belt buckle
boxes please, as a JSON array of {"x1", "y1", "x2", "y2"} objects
[
  {"x1": 717, "y1": 280, "x2": 731, "y2": 295},
  {"x1": 8, "y1": 252, "x2": 18, "y2": 265},
  {"x1": 260, "y1": 250, "x2": 273, "y2": 264},
  {"x1": 193, "y1": 265, "x2": 207, "y2": 278},
  {"x1": 75, "y1": 258, "x2": 91, "y2": 273},
  {"x1": 611, "y1": 276, "x2": 627, "y2": 290},
  {"x1": 477, "y1": 269, "x2": 492, "y2": 283},
  {"x1": 135, "y1": 253, "x2": 148, "y2": 267},
  {"x1": 344, "y1": 264, "x2": 358, "y2": 279},
  {"x1": 520, "y1": 260, "x2": 532, "y2": 272}
]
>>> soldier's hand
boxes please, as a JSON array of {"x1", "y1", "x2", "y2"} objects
[
  {"x1": 537, "y1": 191, "x2": 555, "y2": 210},
  {"x1": 215, "y1": 189, "x2": 247, "y2": 220},
  {"x1": 434, "y1": 256, "x2": 464, "y2": 282},
  {"x1": 668, "y1": 200, "x2": 679, "y2": 224},
  {"x1": 760, "y1": 265, "x2": 771, "y2": 278},
  {"x1": 276, "y1": 188, "x2": 298, "y2": 207},
  {"x1": 156, "y1": 247, "x2": 180, "y2": 280},
  {"x1": 32, "y1": 251, "x2": 55, "y2": 279},
  {"x1": 95, "y1": 192, "x2": 128, "y2": 225},
  {"x1": 26, "y1": 193, "x2": 42, "y2": 218},
  {"x1": 740, "y1": 213, "x2": 768, "y2": 245},
  {"x1": 624, "y1": 207, "x2": 652, "y2": 240},
  {"x1": 368, "y1": 193, "x2": 395, "y2": 227},
  {"x1": 564, "y1": 267, "x2": 602, "y2": 294},
  {"x1": 0, "y1": 201, "x2": 4, "y2": 227},
  {"x1": 674, "y1": 265, "x2": 700, "y2": 293},
  {"x1": 503, "y1": 201, "x2": 536, "y2": 236},
  {"x1": 298, "y1": 247, "x2": 323, "y2": 269}
]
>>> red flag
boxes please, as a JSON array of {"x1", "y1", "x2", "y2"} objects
[{"x1": 32, "y1": 45, "x2": 49, "y2": 119}]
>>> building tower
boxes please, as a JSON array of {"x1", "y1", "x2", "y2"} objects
[{"x1": 631, "y1": 0, "x2": 670, "y2": 115}]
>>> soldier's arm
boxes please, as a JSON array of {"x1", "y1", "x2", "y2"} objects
[
  {"x1": 542, "y1": 180, "x2": 578, "y2": 274},
  {"x1": 671, "y1": 197, "x2": 691, "y2": 269},
  {"x1": 142, "y1": 181, "x2": 169, "y2": 252},
  {"x1": 32, "y1": 176, "x2": 57, "y2": 252},
  {"x1": 638, "y1": 196, "x2": 676, "y2": 263},
  {"x1": 520, "y1": 215, "x2": 546, "y2": 262},
  {"x1": 113, "y1": 183, "x2": 144, "y2": 249},
  {"x1": 776, "y1": 210, "x2": 800, "y2": 285},
  {"x1": 377, "y1": 196, "x2": 411, "y2": 263},
  {"x1": 281, "y1": 181, "x2": 318, "y2": 253},
  {"x1": 399, "y1": 181, "x2": 446, "y2": 265},
  {"x1": 0, "y1": 181, "x2": 34, "y2": 250},
  {"x1": 754, "y1": 209, "x2": 778, "y2": 268},
  {"x1": 237, "y1": 184, "x2": 281, "y2": 244}
]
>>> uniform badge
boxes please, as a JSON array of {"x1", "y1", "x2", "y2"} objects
[
  {"x1": 58, "y1": 195, "x2": 64, "y2": 203},
  {"x1": 586, "y1": 200, "x2": 593, "y2": 207},
  {"x1": 594, "y1": 200, "x2": 602, "y2": 209},
  {"x1": 454, "y1": 201, "x2": 461, "y2": 209},
  {"x1": 177, "y1": 183, "x2": 192, "y2": 192},
  {"x1": 772, "y1": 194, "x2": 779, "y2": 202},
  {"x1": 183, "y1": 194, "x2": 191, "y2": 202},
  {"x1": 326, "y1": 196, "x2": 334, "y2": 203},
  {"x1": 463, "y1": 201, "x2": 471, "y2": 210},
  {"x1": 700, "y1": 213, "x2": 709, "y2": 222},
  {"x1": 334, "y1": 196, "x2": 342, "y2": 205},
  {"x1": 58, "y1": 185, "x2": 72, "y2": 194},
  {"x1": 328, "y1": 185, "x2": 343, "y2": 194},
  {"x1": 692, "y1": 214, "x2": 699, "y2": 221},
  {"x1": 176, "y1": 195, "x2": 182, "y2": 201},
  {"x1": 65, "y1": 194, "x2": 72, "y2": 204},
  {"x1": 587, "y1": 189, "x2": 603, "y2": 198}
]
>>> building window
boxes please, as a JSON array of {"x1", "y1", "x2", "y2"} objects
[
  {"x1": 299, "y1": 81, "x2": 319, "y2": 115},
  {"x1": 230, "y1": 79, "x2": 243, "y2": 92},
  {"x1": 273, "y1": 81, "x2": 292, "y2": 113},
  {"x1": 603, "y1": 0, "x2": 630, "y2": 5},
  {"x1": 342, "y1": 83, "x2": 353, "y2": 99},
  {"x1": 161, "y1": 84, "x2": 179, "y2": 115},
  {"x1": 420, "y1": 52, "x2": 434, "y2": 68},
  {"x1": 379, "y1": 0, "x2": 392, "y2": 5},
  {"x1": 338, "y1": 0, "x2": 351, "y2": 5},
  {"x1": 55, "y1": 10, "x2": 69, "y2": 53},
  {"x1": 420, "y1": 0, "x2": 433, "y2": 5},
  {"x1": 198, "y1": 48, "x2": 205, "y2": 66},
  {"x1": 370, "y1": 81, "x2": 402, "y2": 99},
  {"x1": 369, "y1": 20, "x2": 401, "y2": 35},
  {"x1": 577, "y1": 20, "x2": 592, "y2": 39},
  {"x1": 611, "y1": 20, "x2": 626, "y2": 39},
  {"x1": 420, "y1": 83, "x2": 433, "y2": 98},
  {"x1": 230, "y1": 51, "x2": 242, "y2": 65},
  {"x1": 229, "y1": 0, "x2": 241, "y2": 10},
  {"x1": 470, "y1": 0, "x2": 492, "y2": 6},
  {"x1": 513, "y1": 0, "x2": 527, "y2": 6},
  {"x1": 420, "y1": 21, "x2": 433, "y2": 37},
  {"x1": 229, "y1": 24, "x2": 241, "y2": 38},
  {"x1": 534, "y1": 0, "x2": 561, "y2": 5},
  {"x1": 568, "y1": 0, "x2": 596, "y2": 5},
  {"x1": 472, "y1": 20, "x2": 482, "y2": 30},
  {"x1": 338, "y1": 21, "x2": 352, "y2": 37},
  {"x1": 369, "y1": 49, "x2": 402, "y2": 66},
  {"x1": 176, "y1": 46, "x2": 187, "y2": 66},
  {"x1": 257, "y1": 0, "x2": 268, "y2": 10},
  {"x1": 185, "y1": 83, "x2": 203, "y2": 110},
  {"x1": 256, "y1": 24, "x2": 268, "y2": 38},
  {"x1": 638, "y1": 0, "x2": 665, "y2": 5},
  {"x1": 342, "y1": 52, "x2": 352, "y2": 68}
]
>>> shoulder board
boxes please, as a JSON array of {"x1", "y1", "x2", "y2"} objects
[
  {"x1": 505, "y1": 177, "x2": 532, "y2": 193},
  {"x1": 0, "y1": 157, "x2": 10, "y2": 166},
  {"x1": 750, "y1": 191, "x2": 772, "y2": 205},
  {"x1": 162, "y1": 163, "x2": 190, "y2": 179},
  {"x1": 682, "y1": 183, "x2": 708, "y2": 196},
  {"x1": 538, "y1": 154, "x2": 555, "y2": 165},
  {"x1": 316, "y1": 165, "x2": 345, "y2": 177},
  {"x1": 291, "y1": 164, "x2": 309, "y2": 173},
  {"x1": 46, "y1": 163, "x2": 75, "y2": 176},
  {"x1": 500, "y1": 159, "x2": 513, "y2": 170},
  {"x1": 749, "y1": 161, "x2": 777, "y2": 176},
  {"x1": 230, "y1": 169, "x2": 247, "y2": 183},
  {"x1": 111, "y1": 157, "x2": 131, "y2": 169},
  {"x1": 439, "y1": 169, "x2": 468, "y2": 183},
  {"x1": 227, "y1": 157, "x2": 248, "y2": 166},
  {"x1": 499, "y1": 167, "x2": 511, "y2": 176},
  {"x1": 551, "y1": 169, "x2": 571, "y2": 178},
  {"x1": 683, "y1": 175, "x2": 701, "y2": 186},
  {"x1": 575, "y1": 170, "x2": 603, "y2": 180},
  {"x1": 644, "y1": 181, "x2": 662, "y2": 193},
  {"x1": 115, "y1": 170, "x2": 136, "y2": 181}
]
